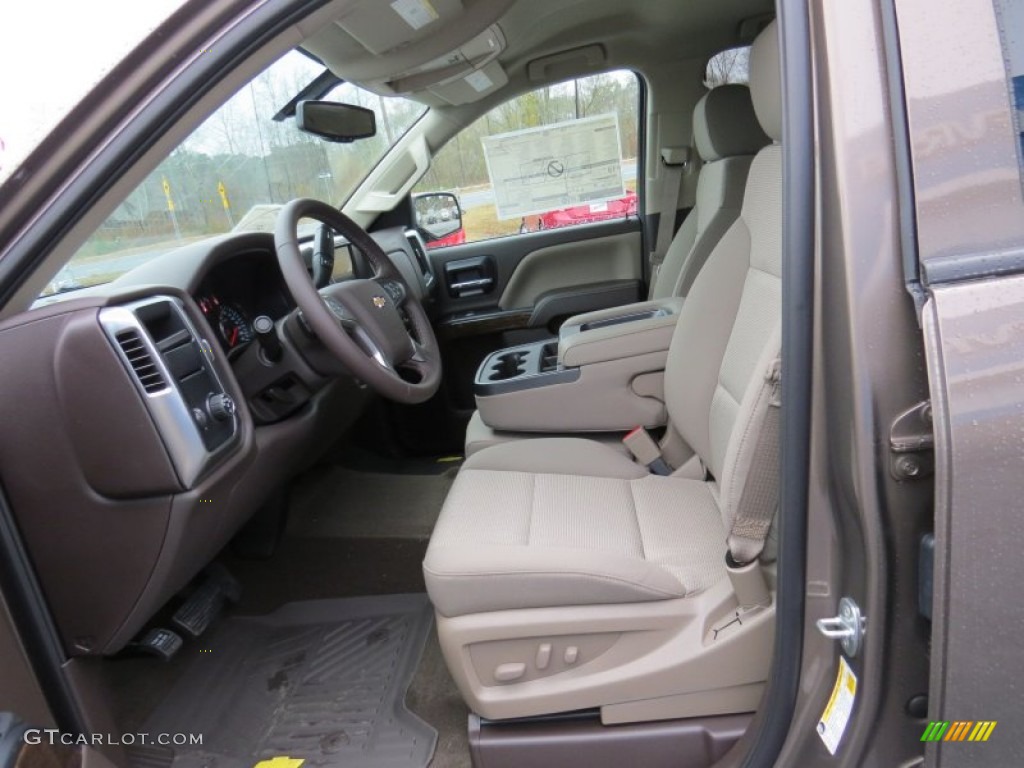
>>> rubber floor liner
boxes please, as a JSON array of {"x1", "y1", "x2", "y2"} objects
[{"x1": 135, "y1": 594, "x2": 437, "y2": 768}]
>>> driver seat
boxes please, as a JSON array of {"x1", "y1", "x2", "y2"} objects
[{"x1": 423, "y1": 21, "x2": 782, "y2": 723}]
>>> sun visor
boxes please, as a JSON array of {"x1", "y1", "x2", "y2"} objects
[{"x1": 337, "y1": 0, "x2": 466, "y2": 56}]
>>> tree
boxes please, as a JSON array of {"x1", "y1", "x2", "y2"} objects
[{"x1": 705, "y1": 47, "x2": 751, "y2": 88}]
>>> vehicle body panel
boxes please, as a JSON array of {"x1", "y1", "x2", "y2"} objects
[
  {"x1": 765, "y1": 1, "x2": 933, "y2": 765},
  {"x1": 533, "y1": 190, "x2": 638, "y2": 231},
  {"x1": 897, "y1": 0, "x2": 1024, "y2": 765}
]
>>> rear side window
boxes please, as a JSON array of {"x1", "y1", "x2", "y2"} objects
[
  {"x1": 705, "y1": 46, "x2": 751, "y2": 88},
  {"x1": 993, "y1": 0, "x2": 1024, "y2": 163}
]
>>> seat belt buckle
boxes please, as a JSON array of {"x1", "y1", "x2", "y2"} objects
[{"x1": 623, "y1": 427, "x2": 672, "y2": 476}]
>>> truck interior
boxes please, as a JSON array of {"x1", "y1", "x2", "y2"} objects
[{"x1": 0, "y1": 0, "x2": 870, "y2": 765}]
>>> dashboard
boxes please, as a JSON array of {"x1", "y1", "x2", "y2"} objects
[{"x1": 4, "y1": 224, "x2": 438, "y2": 657}]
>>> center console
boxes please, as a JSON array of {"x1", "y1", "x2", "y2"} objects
[{"x1": 473, "y1": 297, "x2": 683, "y2": 433}]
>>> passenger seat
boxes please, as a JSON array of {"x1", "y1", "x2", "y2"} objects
[{"x1": 425, "y1": 20, "x2": 782, "y2": 722}]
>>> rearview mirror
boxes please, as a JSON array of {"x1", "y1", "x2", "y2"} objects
[
  {"x1": 296, "y1": 101, "x2": 376, "y2": 143},
  {"x1": 413, "y1": 192, "x2": 464, "y2": 244}
]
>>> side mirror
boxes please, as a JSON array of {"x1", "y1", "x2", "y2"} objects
[
  {"x1": 413, "y1": 192, "x2": 464, "y2": 242},
  {"x1": 296, "y1": 101, "x2": 376, "y2": 143}
]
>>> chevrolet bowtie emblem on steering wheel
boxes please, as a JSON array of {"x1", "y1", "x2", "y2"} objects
[{"x1": 372, "y1": 296, "x2": 387, "y2": 308}]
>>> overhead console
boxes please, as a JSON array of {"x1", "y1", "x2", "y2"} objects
[
  {"x1": 303, "y1": 0, "x2": 513, "y2": 104},
  {"x1": 372, "y1": 26, "x2": 507, "y2": 105},
  {"x1": 100, "y1": 296, "x2": 240, "y2": 487},
  {"x1": 473, "y1": 298, "x2": 684, "y2": 432}
]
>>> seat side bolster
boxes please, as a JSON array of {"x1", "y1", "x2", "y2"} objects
[{"x1": 423, "y1": 545, "x2": 686, "y2": 618}]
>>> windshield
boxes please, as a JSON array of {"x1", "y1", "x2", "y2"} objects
[{"x1": 46, "y1": 50, "x2": 426, "y2": 296}]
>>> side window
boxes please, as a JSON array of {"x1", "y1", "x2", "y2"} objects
[
  {"x1": 994, "y1": 0, "x2": 1024, "y2": 166},
  {"x1": 413, "y1": 70, "x2": 640, "y2": 248},
  {"x1": 705, "y1": 46, "x2": 751, "y2": 89}
]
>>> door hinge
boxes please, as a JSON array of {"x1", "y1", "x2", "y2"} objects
[
  {"x1": 816, "y1": 596, "x2": 867, "y2": 657},
  {"x1": 889, "y1": 400, "x2": 934, "y2": 480}
]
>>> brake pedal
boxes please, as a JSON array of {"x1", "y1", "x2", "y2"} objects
[
  {"x1": 172, "y1": 565, "x2": 241, "y2": 638},
  {"x1": 127, "y1": 628, "x2": 183, "y2": 661}
]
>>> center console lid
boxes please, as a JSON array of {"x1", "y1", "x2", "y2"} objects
[{"x1": 558, "y1": 297, "x2": 683, "y2": 367}]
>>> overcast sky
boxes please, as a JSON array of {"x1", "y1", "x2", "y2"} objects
[{"x1": 0, "y1": 0, "x2": 185, "y2": 183}]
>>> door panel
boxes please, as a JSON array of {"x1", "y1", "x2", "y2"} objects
[
  {"x1": 497, "y1": 231, "x2": 641, "y2": 309},
  {"x1": 429, "y1": 218, "x2": 643, "y2": 317}
]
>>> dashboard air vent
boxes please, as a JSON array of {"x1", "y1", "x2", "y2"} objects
[
  {"x1": 115, "y1": 329, "x2": 167, "y2": 393},
  {"x1": 405, "y1": 231, "x2": 435, "y2": 285}
]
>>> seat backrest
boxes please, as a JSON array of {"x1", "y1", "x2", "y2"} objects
[
  {"x1": 651, "y1": 84, "x2": 770, "y2": 300},
  {"x1": 663, "y1": 21, "x2": 782, "y2": 521}
]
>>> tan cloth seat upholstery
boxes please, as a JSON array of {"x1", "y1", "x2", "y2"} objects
[
  {"x1": 424, "y1": 439, "x2": 726, "y2": 617},
  {"x1": 652, "y1": 83, "x2": 769, "y2": 300},
  {"x1": 428, "y1": 21, "x2": 782, "y2": 626}
]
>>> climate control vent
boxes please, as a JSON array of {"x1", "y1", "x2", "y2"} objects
[
  {"x1": 115, "y1": 329, "x2": 168, "y2": 393},
  {"x1": 405, "y1": 230, "x2": 435, "y2": 287}
]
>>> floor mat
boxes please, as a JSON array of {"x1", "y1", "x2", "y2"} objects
[
  {"x1": 134, "y1": 595, "x2": 437, "y2": 768},
  {"x1": 288, "y1": 466, "x2": 456, "y2": 540}
]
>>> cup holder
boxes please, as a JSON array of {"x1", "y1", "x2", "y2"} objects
[
  {"x1": 540, "y1": 342, "x2": 559, "y2": 372},
  {"x1": 475, "y1": 338, "x2": 570, "y2": 395},
  {"x1": 488, "y1": 351, "x2": 528, "y2": 381}
]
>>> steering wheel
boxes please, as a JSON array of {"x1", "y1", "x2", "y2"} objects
[{"x1": 275, "y1": 198, "x2": 441, "y2": 404}]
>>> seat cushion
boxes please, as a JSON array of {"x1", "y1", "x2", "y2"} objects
[{"x1": 424, "y1": 439, "x2": 728, "y2": 617}]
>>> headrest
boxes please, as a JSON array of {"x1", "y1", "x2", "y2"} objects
[
  {"x1": 692, "y1": 84, "x2": 770, "y2": 162},
  {"x1": 749, "y1": 20, "x2": 781, "y2": 141}
]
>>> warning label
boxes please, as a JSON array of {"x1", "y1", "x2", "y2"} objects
[
  {"x1": 481, "y1": 113, "x2": 625, "y2": 220},
  {"x1": 817, "y1": 656, "x2": 858, "y2": 755}
]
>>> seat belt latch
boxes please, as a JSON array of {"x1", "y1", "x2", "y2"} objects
[{"x1": 623, "y1": 427, "x2": 671, "y2": 476}]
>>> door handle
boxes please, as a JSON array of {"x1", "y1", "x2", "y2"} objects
[
  {"x1": 450, "y1": 278, "x2": 494, "y2": 296},
  {"x1": 444, "y1": 255, "x2": 496, "y2": 298}
]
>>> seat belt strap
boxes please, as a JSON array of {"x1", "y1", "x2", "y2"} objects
[
  {"x1": 727, "y1": 356, "x2": 782, "y2": 565},
  {"x1": 649, "y1": 147, "x2": 690, "y2": 295}
]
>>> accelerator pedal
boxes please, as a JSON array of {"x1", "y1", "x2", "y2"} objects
[{"x1": 172, "y1": 564, "x2": 241, "y2": 638}]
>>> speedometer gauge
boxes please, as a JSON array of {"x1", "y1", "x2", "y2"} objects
[{"x1": 216, "y1": 303, "x2": 253, "y2": 349}]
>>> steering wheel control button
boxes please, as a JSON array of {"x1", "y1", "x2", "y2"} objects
[
  {"x1": 207, "y1": 393, "x2": 236, "y2": 422},
  {"x1": 494, "y1": 663, "x2": 526, "y2": 682},
  {"x1": 379, "y1": 280, "x2": 406, "y2": 304}
]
